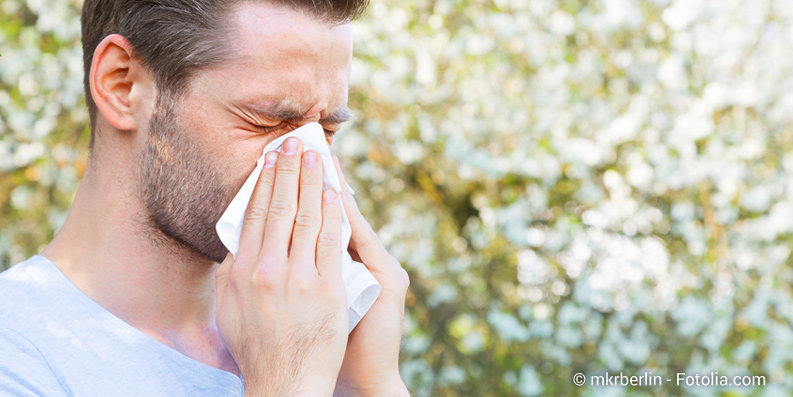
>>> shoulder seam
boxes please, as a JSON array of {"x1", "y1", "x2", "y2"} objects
[{"x1": 0, "y1": 323, "x2": 72, "y2": 396}]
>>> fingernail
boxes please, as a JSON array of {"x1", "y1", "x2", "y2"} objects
[
  {"x1": 303, "y1": 151, "x2": 317, "y2": 167},
  {"x1": 264, "y1": 151, "x2": 278, "y2": 168},
  {"x1": 283, "y1": 137, "x2": 299, "y2": 155},
  {"x1": 323, "y1": 189, "x2": 336, "y2": 203}
]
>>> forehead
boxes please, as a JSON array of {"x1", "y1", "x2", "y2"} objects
[{"x1": 194, "y1": 3, "x2": 353, "y2": 114}]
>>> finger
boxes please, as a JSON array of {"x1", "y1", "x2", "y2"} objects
[
  {"x1": 289, "y1": 150, "x2": 324, "y2": 273},
  {"x1": 238, "y1": 151, "x2": 278, "y2": 259},
  {"x1": 261, "y1": 137, "x2": 303, "y2": 262},
  {"x1": 333, "y1": 156, "x2": 410, "y2": 292},
  {"x1": 332, "y1": 155, "x2": 355, "y2": 205},
  {"x1": 331, "y1": 155, "x2": 363, "y2": 223},
  {"x1": 315, "y1": 189, "x2": 342, "y2": 278},
  {"x1": 331, "y1": 156, "x2": 387, "y2": 262}
]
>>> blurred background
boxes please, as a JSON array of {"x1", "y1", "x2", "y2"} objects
[{"x1": 2, "y1": 0, "x2": 793, "y2": 395}]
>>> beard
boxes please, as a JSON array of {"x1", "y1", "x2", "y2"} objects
[{"x1": 136, "y1": 96, "x2": 237, "y2": 263}]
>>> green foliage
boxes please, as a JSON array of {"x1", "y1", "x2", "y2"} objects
[
  {"x1": 0, "y1": 0, "x2": 90, "y2": 268},
  {"x1": 3, "y1": 0, "x2": 793, "y2": 395}
]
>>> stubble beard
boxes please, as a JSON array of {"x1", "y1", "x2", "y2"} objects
[{"x1": 136, "y1": 96, "x2": 235, "y2": 263}]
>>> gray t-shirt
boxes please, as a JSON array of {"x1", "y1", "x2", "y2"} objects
[{"x1": 0, "y1": 255, "x2": 244, "y2": 396}]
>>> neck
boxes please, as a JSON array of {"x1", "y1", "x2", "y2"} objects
[{"x1": 42, "y1": 145, "x2": 236, "y2": 374}]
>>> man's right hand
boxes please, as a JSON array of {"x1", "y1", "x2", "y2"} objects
[{"x1": 215, "y1": 137, "x2": 349, "y2": 396}]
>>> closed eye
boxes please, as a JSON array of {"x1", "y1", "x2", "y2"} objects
[
  {"x1": 252, "y1": 122, "x2": 337, "y2": 140},
  {"x1": 254, "y1": 125, "x2": 278, "y2": 134}
]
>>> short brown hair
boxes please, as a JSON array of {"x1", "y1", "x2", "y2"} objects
[{"x1": 80, "y1": 0, "x2": 369, "y2": 146}]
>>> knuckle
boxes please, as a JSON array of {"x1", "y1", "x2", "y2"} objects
[
  {"x1": 259, "y1": 167, "x2": 276, "y2": 182},
  {"x1": 398, "y1": 267, "x2": 410, "y2": 289},
  {"x1": 294, "y1": 210, "x2": 319, "y2": 229},
  {"x1": 249, "y1": 254, "x2": 283, "y2": 290},
  {"x1": 322, "y1": 196, "x2": 341, "y2": 212},
  {"x1": 277, "y1": 159, "x2": 300, "y2": 175},
  {"x1": 386, "y1": 254, "x2": 410, "y2": 289},
  {"x1": 244, "y1": 205, "x2": 267, "y2": 222},
  {"x1": 317, "y1": 231, "x2": 339, "y2": 248},
  {"x1": 267, "y1": 198, "x2": 293, "y2": 218},
  {"x1": 251, "y1": 268, "x2": 279, "y2": 290},
  {"x1": 291, "y1": 273, "x2": 315, "y2": 294}
]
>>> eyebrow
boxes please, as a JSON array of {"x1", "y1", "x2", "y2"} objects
[
  {"x1": 242, "y1": 102, "x2": 353, "y2": 125},
  {"x1": 321, "y1": 106, "x2": 353, "y2": 124}
]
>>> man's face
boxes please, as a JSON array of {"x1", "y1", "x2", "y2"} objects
[{"x1": 136, "y1": 3, "x2": 353, "y2": 263}]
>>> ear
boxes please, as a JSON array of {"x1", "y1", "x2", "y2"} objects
[{"x1": 89, "y1": 34, "x2": 152, "y2": 131}]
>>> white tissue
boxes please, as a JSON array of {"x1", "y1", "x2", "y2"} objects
[{"x1": 216, "y1": 122, "x2": 381, "y2": 332}]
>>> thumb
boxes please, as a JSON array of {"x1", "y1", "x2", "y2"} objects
[{"x1": 215, "y1": 252, "x2": 234, "y2": 299}]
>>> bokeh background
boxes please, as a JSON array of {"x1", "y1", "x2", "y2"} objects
[{"x1": 2, "y1": 0, "x2": 793, "y2": 395}]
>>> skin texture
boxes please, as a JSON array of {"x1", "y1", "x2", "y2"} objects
[
  {"x1": 137, "y1": 95, "x2": 236, "y2": 263},
  {"x1": 42, "y1": 2, "x2": 409, "y2": 395}
]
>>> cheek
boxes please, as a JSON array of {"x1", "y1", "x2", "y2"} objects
[
  {"x1": 171, "y1": 102, "x2": 270, "y2": 191},
  {"x1": 213, "y1": 139, "x2": 271, "y2": 197},
  {"x1": 177, "y1": 121, "x2": 260, "y2": 182}
]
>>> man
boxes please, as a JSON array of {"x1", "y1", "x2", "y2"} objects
[{"x1": 0, "y1": 0, "x2": 410, "y2": 395}]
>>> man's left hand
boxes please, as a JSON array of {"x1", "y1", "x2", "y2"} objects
[{"x1": 331, "y1": 157, "x2": 411, "y2": 397}]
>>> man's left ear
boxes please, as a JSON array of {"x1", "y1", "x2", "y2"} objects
[{"x1": 89, "y1": 34, "x2": 156, "y2": 132}]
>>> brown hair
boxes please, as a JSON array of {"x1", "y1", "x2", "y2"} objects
[{"x1": 80, "y1": 0, "x2": 369, "y2": 146}]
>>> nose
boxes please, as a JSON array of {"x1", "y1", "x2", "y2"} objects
[
  {"x1": 302, "y1": 104, "x2": 324, "y2": 123},
  {"x1": 284, "y1": 103, "x2": 325, "y2": 130},
  {"x1": 287, "y1": 118, "x2": 319, "y2": 131}
]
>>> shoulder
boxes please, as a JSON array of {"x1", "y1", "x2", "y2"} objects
[
  {"x1": 0, "y1": 255, "x2": 57, "y2": 288},
  {"x1": 0, "y1": 256, "x2": 63, "y2": 316},
  {"x1": 0, "y1": 256, "x2": 91, "y2": 395},
  {"x1": 0, "y1": 317, "x2": 67, "y2": 395}
]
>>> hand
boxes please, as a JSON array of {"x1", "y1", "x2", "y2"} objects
[
  {"x1": 331, "y1": 156, "x2": 411, "y2": 397},
  {"x1": 215, "y1": 138, "x2": 349, "y2": 396}
]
